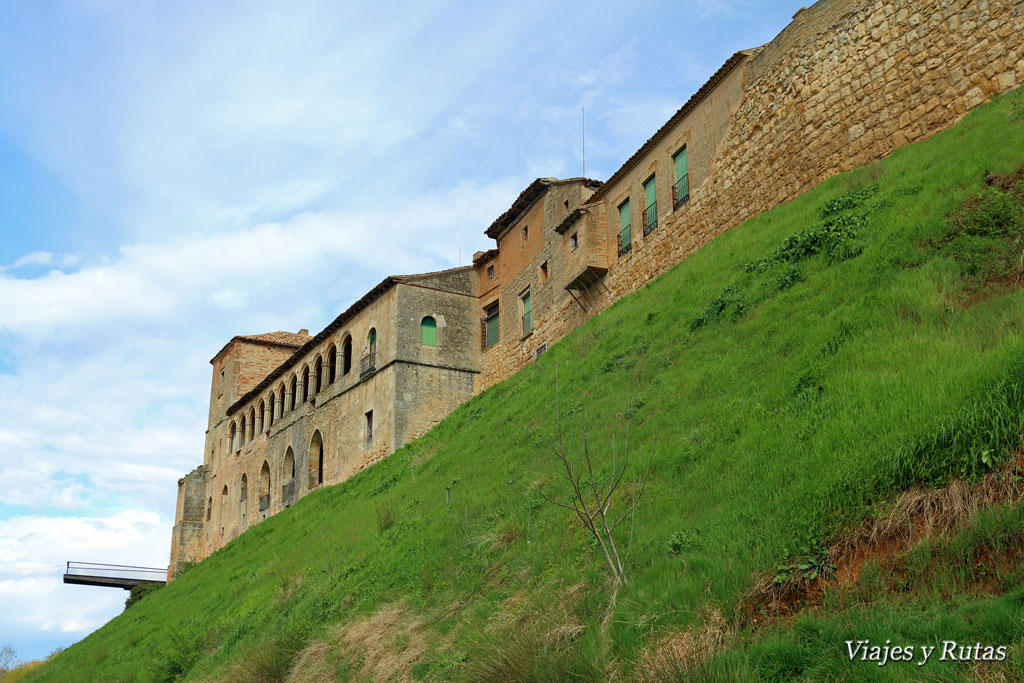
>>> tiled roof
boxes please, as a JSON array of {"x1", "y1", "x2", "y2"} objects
[
  {"x1": 210, "y1": 330, "x2": 310, "y2": 364},
  {"x1": 237, "y1": 331, "x2": 311, "y2": 347},
  {"x1": 587, "y1": 50, "x2": 757, "y2": 205},
  {"x1": 225, "y1": 266, "x2": 472, "y2": 417},
  {"x1": 485, "y1": 177, "x2": 603, "y2": 240},
  {"x1": 472, "y1": 249, "x2": 498, "y2": 265}
]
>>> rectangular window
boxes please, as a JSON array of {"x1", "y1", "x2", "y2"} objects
[
  {"x1": 487, "y1": 265, "x2": 494, "y2": 280},
  {"x1": 521, "y1": 290, "x2": 532, "y2": 335},
  {"x1": 673, "y1": 147, "x2": 689, "y2": 208},
  {"x1": 522, "y1": 226, "x2": 529, "y2": 244},
  {"x1": 643, "y1": 175, "x2": 658, "y2": 235},
  {"x1": 618, "y1": 199, "x2": 631, "y2": 255},
  {"x1": 570, "y1": 233, "x2": 578, "y2": 252},
  {"x1": 539, "y1": 261, "x2": 548, "y2": 282},
  {"x1": 483, "y1": 302, "x2": 500, "y2": 349},
  {"x1": 365, "y1": 410, "x2": 373, "y2": 446}
]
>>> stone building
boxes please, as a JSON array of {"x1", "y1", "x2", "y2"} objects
[
  {"x1": 171, "y1": 0, "x2": 1024, "y2": 576},
  {"x1": 170, "y1": 268, "x2": 479, "y2": 575}
]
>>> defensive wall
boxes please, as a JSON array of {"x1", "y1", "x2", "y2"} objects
[
  {"x1": 475, "y1": 0, "x2": 1024, "y2": 390},
  {"x1": 171, "y1": 0, "x2": 1024, "y2": 576}
]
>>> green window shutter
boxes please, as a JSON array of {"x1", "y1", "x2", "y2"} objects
[
  {"x1": 644, "y1": 176, "x2": 656, "y2": 208},
  {"x1": 673, "y1": 147, "x2": 688, "y2": 181},
  {"x1": 420, "y1": 317, "x2": 437, "y2": 346},
  {"x1": 522, "y1": 293, "x2": 532, "y2": 334},
  {"x1": 485, "y1": 306, "x2": 500, "y2": 348},
  {"x1": 618, "y1": 199, "x2": 631, "y2": 250}
]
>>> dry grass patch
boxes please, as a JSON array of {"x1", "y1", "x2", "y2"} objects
[
  {"x1": 285, "y1": 604, "x2": 427, "y2": 683},
  {"x1": 633, "y1": 607, "x2": 731, "y2": 682}
]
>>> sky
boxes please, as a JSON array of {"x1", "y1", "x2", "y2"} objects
[{"x1": 0, "y1": 0, "x2": 798, "y2": 663}]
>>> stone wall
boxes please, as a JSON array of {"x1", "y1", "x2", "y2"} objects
[
  {"x1": 168, "y1": 466, "x2": 206, "y2": 578},
  {"x1": 596, "y1": 0, "x2": 1024, "y2": 308},
  {"x1": 477, "y1": 180, "x2": 599, "y2": 390},
  {"x1": 473, "y1": 0, "x2": 1024, "y2": 393},
  {"x1": 178, "y1": 270, "x2": 481, "y2": 566}
]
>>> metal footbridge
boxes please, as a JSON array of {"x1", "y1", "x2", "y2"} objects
[{"x1": 63, "y1": 561, "x2": 167, "y2": 590}]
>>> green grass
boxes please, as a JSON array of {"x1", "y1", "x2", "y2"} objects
[{"x1": 27, "y1": 88, "x2": 1024, "y2": 682}]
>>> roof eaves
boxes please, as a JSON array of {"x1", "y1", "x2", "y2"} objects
[
  {"x1": 209, "y1": 334, "x2": 306, "y2": 365},
  {"x1": 226, "y1": 276, "x2": 400, "y2": 415},
  {"x1": 588, "y1": 50, "x2": 752, "y2": 204},
  {"x1": 484, "y1": 178, "x2": 552, "y2": 240}
]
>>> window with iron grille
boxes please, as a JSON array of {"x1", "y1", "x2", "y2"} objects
[
  {"x1": 483, "y1": 302, "x2": 500, "y2": 349},
  {"x1": 673, "y1": 146, "x2": 690, "y2": 209},
  {"x1": 643, "y1": 175, "x2": 658, "y2": 235},
  {"x1": 617, "y1": 199, "x2": 631, "y2": 256}
]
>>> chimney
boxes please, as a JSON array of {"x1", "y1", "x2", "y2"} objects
[{"x1": 298, "y1": 329, "x2": 309, "y2": 336}]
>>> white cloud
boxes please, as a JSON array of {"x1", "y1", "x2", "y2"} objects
[
  {"x1": 0, "y1": 510, "x2": 167, "y2": 641},
  {"x1": 2, "y1": 251, "x2": 80, "y2": 271},
  {"x1": 0, "y1": 0, "x2": 801, "y2": 661}
]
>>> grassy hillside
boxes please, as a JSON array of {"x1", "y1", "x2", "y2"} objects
[{"x1": 29, "y1": 89, "x2": 1024, "y2": 682}]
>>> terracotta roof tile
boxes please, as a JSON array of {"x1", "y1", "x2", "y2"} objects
[{"x1": 236, "y1": 331, "x2": 311, "y2": 347}]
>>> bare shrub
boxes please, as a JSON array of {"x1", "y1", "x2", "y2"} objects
[{"x1": 540, "y1": 368, "x2": 655, "y2": 590}]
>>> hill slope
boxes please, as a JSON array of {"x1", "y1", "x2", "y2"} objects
[{"x1": 29, "y1": 89, "x2": 1024, "y2": 682}]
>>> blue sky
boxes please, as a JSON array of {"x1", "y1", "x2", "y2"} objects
[{"x1": 0, "y1": 0, "x2": 798, "y2": 663}]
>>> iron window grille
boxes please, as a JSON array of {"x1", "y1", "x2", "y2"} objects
[
  {"x1": 643, "y1": 200, "x2": 658, "y2": 235},
  {"x1": 617, "y1": 226, "x2": 632, "y2": 256},
  {"x1": 672, "y1": 174, "x2": 690, "y2": 209}
]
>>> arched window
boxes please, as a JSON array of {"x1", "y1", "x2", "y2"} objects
[
  {"x1": 268, "y1": 395, "x2": 276, "y2": 428},
  {"x1": 248, "y1": 408, "x2": 256, "y2": 441},
  {"x1": 239, "y1": 474, "x2": 248, "y2": 524},
  {"x1": 309, "y1": 431, "x2": 324, "y2": 488},
  {"x1": 206, "y1": 496, "x2": 212, "y2": 521},
  {"x1": 239, "y1": 415, "x2": 247, "y2": 447},
  {"x1": 220, "y1": 485, "x2": 228, "y2": 533},
  {"x1": 342, "y1": 336, "x2": 352, "y2": 375},
  {"x1": 259, "y1": 461, "x2": 271, "y2": 511},
  {"x1": 277, "y1": 384, "x2": 285, "y2": 417},
  {"x1": 421, "y1": 316, "x2": 437, "y2": 346},
  {"x1": 257, "y1": 400, "x2": 265, "y2": 434},
  {"x1": 314, "y1": 356, "x2": 323, "y2": 394},
  {"x1": 368, "y1": 328, "x2": 377, "y2": 355},
  {"x1": 327, "y1": 346, "x2": 337, "y2": 384},
  {"x1": 289, "y1": 375, "x2": 297, "y2": 411},
  {"x1": 301, "y1": 366, "x2": 310, "y2": 403},
  {"x1": 229, "y1": 421, "x2": 237, "y2": 452},
  {"x1": 283, "y1": 447, "x2": 295, "y2": 483}
]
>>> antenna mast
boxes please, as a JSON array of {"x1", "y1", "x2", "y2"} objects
[{"x1": 582, "y1": 107, "x2": 586, "y2": 179}]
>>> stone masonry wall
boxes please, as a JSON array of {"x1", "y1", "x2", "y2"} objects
[
  {"x1": 472, "y1": 0, "x2": 1024, "y2": 395},
  {"x1": 597, "y1": 0, "x2": 1024, "y2": 307},
  {"x1": 477, "y1": 181, "x2": 598, "y2": 391},
  {"x1": 181, "y1": 271, "x2": 481, "y2": 565}
]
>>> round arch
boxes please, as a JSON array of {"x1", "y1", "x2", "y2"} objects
[{"x1": 308, "y1": 430, "x2": 324, "y2": 488}]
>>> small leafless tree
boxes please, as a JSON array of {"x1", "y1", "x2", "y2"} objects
[
  {"x1": 0, "y1": 642, "x2": 18, "y2": 673},
  {"x1": 540, "y1": 367, "x2": 655, "y2": 589}
]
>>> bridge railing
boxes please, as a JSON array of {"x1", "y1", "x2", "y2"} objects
[{"x1": 65, "y1": 561, "x2": 167, "y2": 583}]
